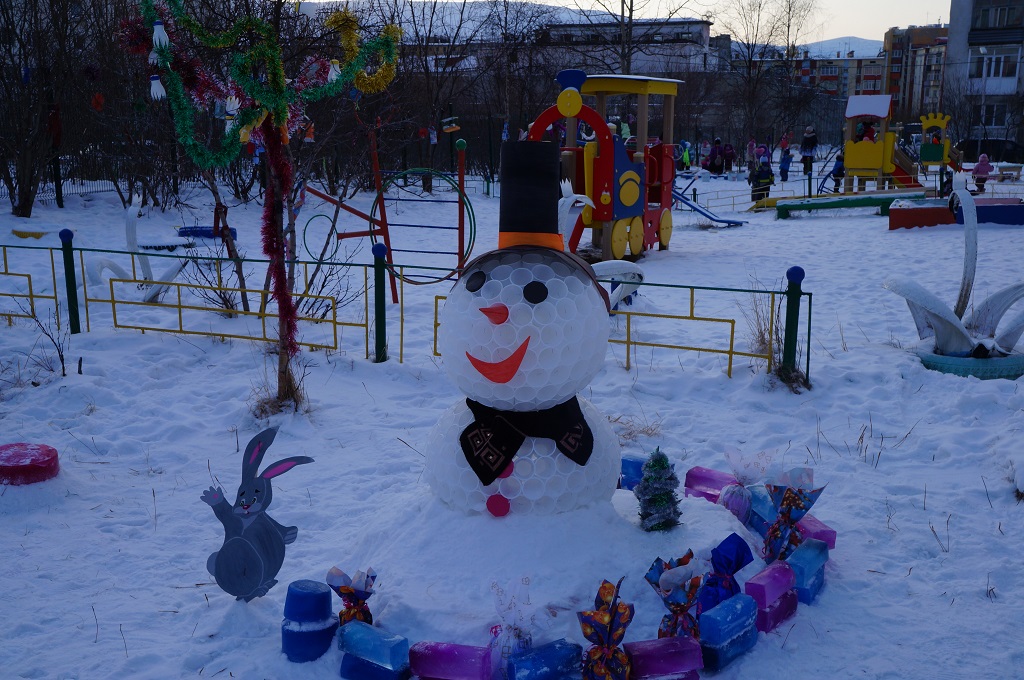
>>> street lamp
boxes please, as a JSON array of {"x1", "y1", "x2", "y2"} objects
[{"x1": 977, "y1": 46, "x2": 988, "y2": 159}]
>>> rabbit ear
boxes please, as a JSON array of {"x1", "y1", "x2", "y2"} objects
[
  {"x1": 260, "y1": 456, "x2": 314, "y2": 480},
  {"x1": 242, "y1": 427, "x2": 279, "y2": 480}
]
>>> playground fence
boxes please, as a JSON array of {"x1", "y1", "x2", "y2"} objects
[{"x1": 1, "y1": 241, "x2": 812, "y2": 380}]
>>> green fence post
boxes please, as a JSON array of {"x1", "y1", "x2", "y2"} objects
[
  {"x1": 372, "y1": 242, "x2": 388, "y2": 363},
  {"x1": 807, "y1": 171, "x2": 813, "y2": 198},
  {"x1": 58, "y1": 229, "x2": 81, "y2": 334},
  {"x1": 781, "y1": 265, "x2": 804, "y2": 377}
]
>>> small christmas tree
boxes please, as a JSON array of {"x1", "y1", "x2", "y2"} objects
[{"x1": 634, "y1": 447, "x2": 681, "y2": 532}]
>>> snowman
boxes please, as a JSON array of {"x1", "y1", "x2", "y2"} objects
[{"x1": 423, "y1": 141, "x2": 621, "y2": 517}]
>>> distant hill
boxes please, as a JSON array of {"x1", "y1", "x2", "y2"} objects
[{"x1": 802, "y1": 36, "x2": 883, "y2": 59}]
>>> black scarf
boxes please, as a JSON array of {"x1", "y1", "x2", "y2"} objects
[{"x1": 460, "y1": 397, "x2": 594, "y2": 486}]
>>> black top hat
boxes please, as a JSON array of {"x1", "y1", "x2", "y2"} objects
[{"x1": 498, "y1": 141, "x2": 563, "y2": 250}]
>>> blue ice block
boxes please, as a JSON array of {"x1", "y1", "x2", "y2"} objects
[
  {"x1": 786, "y1": 538, "x2": 829, "y2": 590},
  {"x1": 282, "y1": 618, "x2": 339, "y2": 663},
  {"x1": 506, "y1": 638, "x2": 582, "y2": 679},
  {"x1": 619, "y1": 455, "x2": 646, "y2": 491},
  {"x1": 697, "y1": 594, "x2": 757, "y2": 648},
  {"x1": 745, "y1": 484, "x2": 777, "y2": 538},
  {"x1": 700, "y1": 624, "x2": 758, "y2": 672},
  {"x1": 340, "y1": 653, "x2": 411, "y2": 680},
  {"x1": 794, "y1": 564, "x2": 825, "y2": 604},
  {"x1": 284, "y1": 579, "x2": 334, "y2": 623},
  {"x1": 337, "y1": 620, "x2": 410, "y2": 671}
]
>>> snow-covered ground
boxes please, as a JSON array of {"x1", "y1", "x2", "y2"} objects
[{"x1": 2, "y1": 172, "x2": 1024, "y2": 679}]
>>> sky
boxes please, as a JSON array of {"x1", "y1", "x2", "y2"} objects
[{"x1": 803, "y1": 0, "x2": 945, "y2": 41}]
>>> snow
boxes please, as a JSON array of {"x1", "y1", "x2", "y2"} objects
[{"x1": 2, "y1": 172, "x2": 1024, "y2": 679}]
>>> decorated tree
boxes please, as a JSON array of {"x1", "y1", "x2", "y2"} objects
[
  {"x1": 634, "y1": 446, "x2": 682, "y2": 532},
  {"x1": 133, "y1": 0, "x2": 399, "y2": 406}
]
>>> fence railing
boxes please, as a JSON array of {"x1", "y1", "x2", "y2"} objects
[{"x1": 0, "y1": 238, "x2": 812, "y2": 380}]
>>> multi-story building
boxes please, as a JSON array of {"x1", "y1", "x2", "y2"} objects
[
  {"x1": 945, "y1": 0, "x2": 1024, "y2": 150},
  {"x1": 796, "y1": 51, "x2": 887, "y2": 100},
  {"x1": 881, "y1": 25, "x2": 948, "y2": 121}
]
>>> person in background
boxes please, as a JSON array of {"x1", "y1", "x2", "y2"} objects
[
  {"x1": 708, "y1": 137, "x2": 725, "y2": 175},
  {"x1": 830, "y1": 153, "x2": 846, "y2": 192},
  {"x1": 723, "y1": 142, "x2": 737, "y2": 172},
  {"x1": 779, "y1": 148, "x2": 793, "y2": 182},
  {"x1": 972, "y1": 153, "x2": 995, "y2": 193},
  {"x1": 746, "y1": 135, "x2": 757, "y2": 169},
  {"x1": 800, "y1": 125, "x2": 818, "y2": 175},
  {"x1": 780, "y1": 131, "x2": 792, "y2": 154},
  {"x1": 862, "y1": 121, "x2": 876, "y2": 143},
  {"x1": 751, "y1": 155, "x2": 774, "y2": 202}
]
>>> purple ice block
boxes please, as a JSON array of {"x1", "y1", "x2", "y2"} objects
[
  {"x1": 623, "y1": 635, "x2": 703, "y2": 678},
  {"x1": 797, "y1": 514, "x2": 836, "y2": 549},
  {"x1": 698, "y1": 594, "x2": 757, "y2": 648},
  {"x1": 756, "y1": 588, "x2": 798, "y2": 632},
  {"x1": 683, "y1": 466, "x2": 738, "y2": 503},
  {"x1": 409, "y1": 641, "x2": 491, "y2": 680},
  {"x1": 743, "y1": 561, "x2": 796, "y2": 609},
  {"x1": 337, "y1": 620, "x2": 409, "y2": 671}
]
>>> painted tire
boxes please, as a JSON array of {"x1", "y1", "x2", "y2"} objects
[
  {"x1": 610, "y1": 218, "x2": 631, "y2": 260},
  {"x1": 627, "y1": 216, "x2": 645, "y2": 256},
  {"x1": 658, "y1": 209, "x2": 673, "y2": 248},
  {"x1": 916, "y1": 350, "x2": 1024, "y2": 380}
]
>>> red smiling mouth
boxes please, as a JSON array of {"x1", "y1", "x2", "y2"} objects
[{"x1": 466, "y1": 337, "x2": 530, "y2": 383}]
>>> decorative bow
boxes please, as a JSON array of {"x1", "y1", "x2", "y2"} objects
[
  {"x1": 578, "y1": 577, "x2": 634, "y2": 680},
  {"x1": 763, "y1": 484, "x2": 825, "y2": 562},
  {"x1": 697, "y1": 533, "x2": 754, "y2": 613},
  {"x1": 326, "y1": 566, "x2": 376, "y2": 625},
  {"x1": 645, "y1": 551, "x2": 701, "y2": 639}
]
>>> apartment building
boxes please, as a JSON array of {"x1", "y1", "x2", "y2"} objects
[{"x1": 881, "y1": 25, "x2": 948, "y2": 120}]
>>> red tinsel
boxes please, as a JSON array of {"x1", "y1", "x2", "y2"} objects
[{"x1": 259, "y1": 117, "x2": 299, "y2": 357}]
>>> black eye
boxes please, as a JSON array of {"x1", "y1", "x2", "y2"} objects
[
  {"x1": 238, "y1": 492, "x2": 244, "y2": 497},
  {"x1": 465, "y1": 271, "x2": 485, "y2": 292},
  {"x1": 254, "y1": 489, "x2": 260, "y2": 493},
  {"x1": 523, "y1": 281, "x2": 548, "y2": 304}
]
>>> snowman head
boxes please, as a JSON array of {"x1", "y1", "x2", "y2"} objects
[{"x1": 440, "y1": 247, "x2": 609, "y2": 411}]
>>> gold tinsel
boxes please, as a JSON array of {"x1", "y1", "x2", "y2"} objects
[{"x1": 325, "y1": 10, "x2": 401, "y2": 95}]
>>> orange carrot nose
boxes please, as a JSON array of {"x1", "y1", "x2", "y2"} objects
[{"x1": 479, "y1": 304, "x2": 509, "y2": 325}]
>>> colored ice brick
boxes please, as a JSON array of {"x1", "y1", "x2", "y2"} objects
[
  {"x1": 282, "y1": 618, "x2": 338, "y2": 663},
  {"x1": 797, "y1": 514, "x2": 836, "y2": 549},
  {"x1": 624, "y1": 635, "x2": 703, "y2": 678},
  {"x1": 340, "y1": 653, "x2": 411, "y2": 680},
  {"x1": 683, "y1": 466, "x2": 738, "y2": 503},
  {"x1": 756, "y1": 588, "x2": 798, "y2": 633},
  {"x1": 744, "y1": 561, "x2": 796, "y2": 610},
  {"x1": 337, "y1": 620, "x2": 410, "y2": 671},
  {"x1": 698, "y1": 594, "x2": 757, "y2": 648},
  {"x1": 620, "y1": 455, "x2": 646, "y2": 491},
  {"x1": 409, "y1": 641, "x2": 491, "y2": 680},
  {"x1": 786, "y1": 538, "x2": 829, "y2": 589},
  {"x1": 284, "y1": 579, "x2": 334, "y2": 623},
  {"x1": 794, "y1": 564, "x2": 825, "y2": 604},
  {"x1": 506, "y1": 638, "x2": 582, "y2": 680},
  {"x1": 745, "y1": 484, "x2": 777, "y2": 538},
  {"x1": 700, "y1": 624, "x2": 758, "y2": 672}
]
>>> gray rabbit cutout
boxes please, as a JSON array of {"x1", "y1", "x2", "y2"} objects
[{"x1": 201, "y1": 427, "x2": 314, "y2": 602}]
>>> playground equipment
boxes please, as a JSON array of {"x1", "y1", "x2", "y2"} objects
[
  {"x1": 843, "y1": 95, "x2": 923, "y2": 191},
  {"x1": 305, "y1": 130, "x2": 475, "y2": 302},
  {"x1": 776, "y1": 190, "x2": 925, "y2": 219},
  {"x1": 889, "y1": 196, "x2": 1024, "y2": 229},
  {"x1": 672, "y1": 174, "x2": 745, "y2": 226},
  {"x1": 528, "y1": 70, "x2": 679, "y2": 261},
  {"x1": 918, "y1": 112, "x2": 962, "y2": 174}
]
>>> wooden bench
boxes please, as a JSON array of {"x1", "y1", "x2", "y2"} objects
[
  {"x1": 997, "y1": 165, "x2": 1022, "y2": 182},
  {"x1": 776, "y1": 192, "x2": 926, "y2": 219}
]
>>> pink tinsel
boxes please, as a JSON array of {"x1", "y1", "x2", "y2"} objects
[{"x1": 259, "y1": 117, "x2": 299, "y2": 357}]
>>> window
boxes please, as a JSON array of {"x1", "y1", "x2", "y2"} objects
[
  {"x1": 819, "y1": 65, "x2": 839, "y2": 76},
  {"x1": 862, "y1": 65, "x2": 882, "y2": 76},
  {"x1": 973, "y1": 103, "x2": 1009, "y2": 128},
  {"x1": 969, "y1": 48, "x2": 1020, "y2": 79},
  {"x1": 891, "y1": 64, "x2": 902, "y2": 73},
  {"x1": 892, "y1": 49, "x2": 903, "y2": 58},
  {"x1": 862, "y1": 80, "x2": 881, "y2": 91},
  {"x1": 975, "y1": 6, "x2": 1020, "y2": 28}
]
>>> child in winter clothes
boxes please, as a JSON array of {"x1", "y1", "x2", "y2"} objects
[
  {"x1": 972, "y1": 153, "x2": 995, "y2": 193},
  {"x1": 708, "y1": 138, "x2": 725, "y2": 174},
  {"x1": 779, "y1": 149, "x2": 793, "y2": 182},
  {"x1": 830, "y1": 153, "x2": 846, "y2": 192},
  {"x1": 800, "y1": 126, "x2": 818, "y2": 175},
  {"x1": 751, "y1": 156, "x2": 774, "y2": 202},
  {"x1": 723, "y1": 143, "x2": 737, "y2": 172}
]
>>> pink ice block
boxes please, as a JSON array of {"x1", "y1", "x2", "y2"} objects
[
  {"x1": 797, "y1": 514, "x2": 836, "y2": 549},
  {"x1": 409, "y1": 641, "x2": 490, "y2": 680},
  {"x1": 683, "y1": 466, "x2": 738, "y2": 503},
  {"x1": 624, "y1": 635, "x2": 703, "y2": 678},
  {"x1": 744, "y1": 561, "x2": 796, "y2": 610},
  {"x1": 756, "y1": 588, "x2": 798, "y2": 632}
]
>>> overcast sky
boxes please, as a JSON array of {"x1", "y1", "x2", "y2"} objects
[{"x1": 806, "y1": 0, "x2": 946, "y2": 41}]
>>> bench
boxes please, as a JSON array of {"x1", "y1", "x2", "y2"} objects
[
  {"x1": 997, "y1": 165, "x2": 1022, "y2": 182},
  {"x1": 776, "y1": 192, "x2": 927, "y2": 219}
]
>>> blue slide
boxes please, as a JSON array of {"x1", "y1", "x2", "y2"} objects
[{"x1": 672, "y1": 178, "x2": 745, "y2": 226}]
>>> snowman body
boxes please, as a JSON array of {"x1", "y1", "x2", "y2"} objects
[{"x1": 424, "y1": 247, "x2": 621, "y2": 515}]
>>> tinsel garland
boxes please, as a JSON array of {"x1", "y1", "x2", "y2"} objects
[{"x1": 259, "y1": 116, "x2": 300, "y2": 357}]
